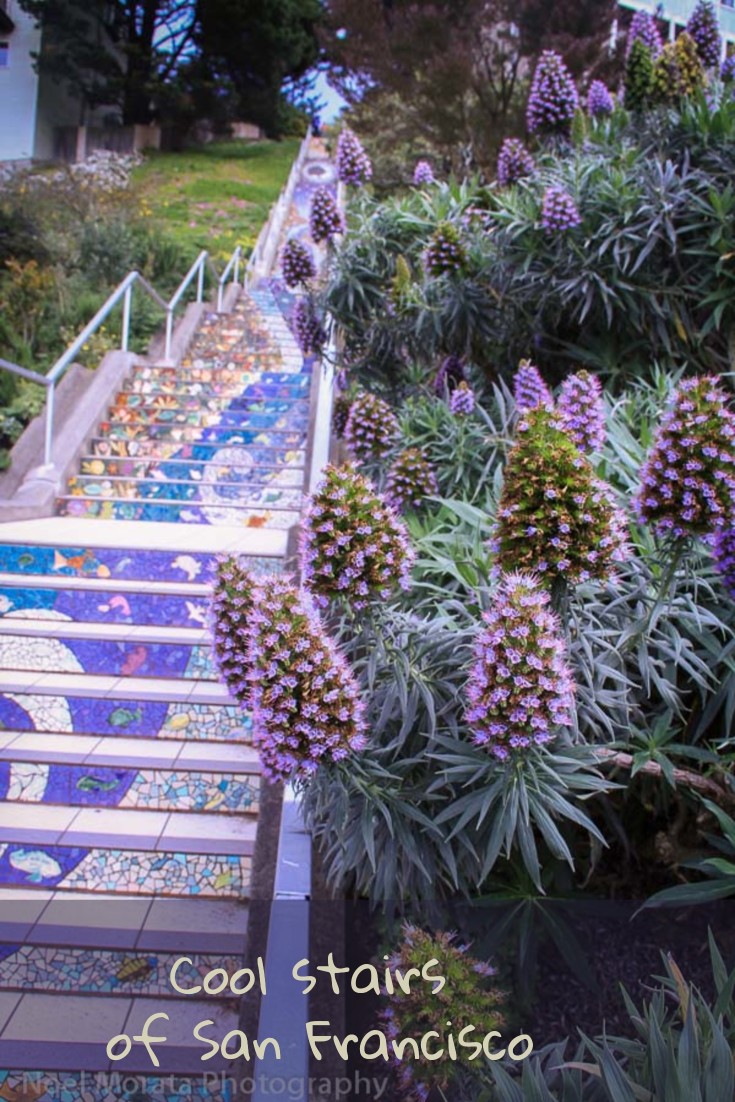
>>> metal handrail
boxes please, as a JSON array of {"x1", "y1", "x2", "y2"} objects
[
  {"x1": 0, "y1": 131, "x2": 312, "y2": 474},
  {"x1": 0, "y1": 240, "x2": 244, "y2": 470}
]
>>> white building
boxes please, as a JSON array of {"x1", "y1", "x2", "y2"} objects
[
  {"x1": 619, "y1": 0, "x2": 735, "y2": 56},
  {"x1": 0, "y1": 0, "x2": 125, "y2": 164}
]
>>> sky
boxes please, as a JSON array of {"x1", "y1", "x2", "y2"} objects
[{"x1": 312, "y1": 68, "x2": 347, "y2": 123}]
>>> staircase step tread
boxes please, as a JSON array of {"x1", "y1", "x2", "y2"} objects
[
  {"x1": 59, "y1": 492, "x2": 302, "y2": 512},
  {"x1": 0, "y1": 619, "x2": 210, "y2": 644},
  {"x1": 0, "y1": 570, "x2": 211, "y2": 596},
  {"x1": 0, "y1": 732, "x2": 260, "y2": 772},
  {"x1": 0, "y1": 803, "x2": 257, "y2": 853},
  {"x1": 1, "y1": 670, "x2": 230, "y2": 703},
  {"x1": 0, "y1": 518, "x2": 288, "y2": 557},
  {"x1": 0, "y1": 992, "x2": 238, "y2": 1071},
  {"x1": 0, "y1": 886, "x2": 249, "y2": 952},
  {"x1": 79, "y1": 455, "x2": 305, "y2": 473}
]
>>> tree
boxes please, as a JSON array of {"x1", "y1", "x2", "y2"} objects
[
  {"x1": 196, "y1": 0, "x2": 322, "y2": 136},
  {"x1": 18, "y1": 0, "x2": 199, "y2": 124},
  {"x1": 18, "y1": 0, "x2": 322, "y2": 133},
  {"x1": 321, "y1": 0, "x2": 618, "y2": 178}
]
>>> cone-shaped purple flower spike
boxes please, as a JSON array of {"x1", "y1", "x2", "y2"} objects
[
  {"x1": 281, "y1": 237, "x2": 317, "y2": 288},
  {"x1": 496, "y1": 138, "x2": 536, "y2": 186},
  {"x1": 587, "y1": 80, "x2": 615, "y2": 117},
  {"x1": 292, "y1": 297, "x2": 326, "y2": 357},
  {"x1": 465, "y1": 571, "x2": 575, "y2": 760},
  {"x1": 513, "y1": 360, "x2": 553, "y2": 412},
  {"x1": 309, "y1": 186, "x2": 344, "y2": 243},
  {"x1": 558, "y1": 370, "x2": 606, "y2": 453},
  {"x1": 449, "y1": 381, "x2": 476, "y2": 416},
  {"x1": 634, "y1": 376, "x2": 735, "y2": 539},
  {"x1": 413, "y1": 160, "x2": 435, "y2": 186},
  {"x1": 541, "y1": 187, "x2": 582, "y2": 233},
  {"x1": 626, "y1": 11, "x2": 663, "y2": 58},
  {"x1": 300, "y1": 463, "x2": 415, "y2": 610},
  {"x1": 336, "y1": 128, "x2": 373, "y2": 186},
  {"x1": 344, "y1": 391, "x2": 400, "y2": 463},
  {"x1": 526, "y1": 50, "x2": 579, "y2": 138},
  {"x1": 686, "y1": 0, "x2": 722, "y2": 69}
]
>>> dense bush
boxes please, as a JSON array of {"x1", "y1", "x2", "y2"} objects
[{"x1": 319, "y1": 92, "x2": 735, "y2": 388}]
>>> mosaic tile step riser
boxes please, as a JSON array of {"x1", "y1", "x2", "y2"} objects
[
  {"x1": 0, "y1": 844, "x2": 250, "y2": 897},
  {"x1": 0, "y1": 696, "x2": 251, "y2": 743},
  {"x1": 79, "y1": 459, "x2": 305, "y2": 484},
  {"x1": 0, "y1": 586, "x2": 215, "y2": 628},
  {"x1": 1, "y1": 764, "x2": 259, "y2": 814},
  {"x1": 89, "y1": 439, "x2": 307, "y2": 463},
  {"x1": 57, "y1": 501, "x2": 301, "y2": 527},
  {"x1": 0, "y1": 946, "x2": 245, "y2": 998},
  {"x1": 129, "y1": 369, "x2": 310, "y2": 389},
  {"x1": 0, "y1": 1072, "x2": 232, "y2": 1102},
  {"x1": 0, "y1": 546, "x2": 281, "y2": 583},
  {"x1": 98, "y1": 425, "x2": 308, "y2": 446},
  {"x1": 0, "y1": 635, "x2": 217, "y2": 681},
  {"x1": 102, "y1": 410, "x2": 311, "y2": 433},
  {"x1": 64, "y1": 482, "x2": 304, "y2": 510},
  {"x1": 75, "y1": 471, "x2": 305, "y2": 493},
  {"x1": 110, "y1": 396, "x2": 309, "y2": 417}
]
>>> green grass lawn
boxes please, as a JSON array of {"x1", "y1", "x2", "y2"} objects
[{"x1": 133, "y1": 138, "x2": 301, "y2": 264}]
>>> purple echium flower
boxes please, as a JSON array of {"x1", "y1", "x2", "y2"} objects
[
  {"x1": 558, "y1": 370, "x2": 606, "y2": 453},
  {"x1": 379, "y1": 926, "x2": 504, "y2": 1102},
  {"x1": 713, "y1": 526, "x2": 735, "y2": 600},
  {"x1": 424, "y1": 221, "x2": 466, "y2": 276},
  {"x1": 465, "y1": 571, "x2": 575, "y2": 760},
  {"x1": 309, "y1": 186, "x2": 344, "y2": 243},
  {"x1": 626, "y1": 10, "x2": 663, "y2": 58},
  {"x1": 336, "y1": 128, "x2": 373, "y2": 186},
  {"x1": 722, "y1": 56, "x2": 735, "y2": 82},
  {"x1": 496, "y1": 138, "x2": 535, "y2": 187},
  {"x1": 449, "y1": 381, "x2": 476, "y2": 416},
  {"x1": 634, "y1": 376, "x2": 735, "y2": 539},
  {"x1": 292, "y1": 297, "x2": 326, "y2": 357},
  {"x1": 210, "y1": 555, "x2": 256, "y2": 703},
  {"x1": 491, "y1": 408, "x2": 629, "y2": 584},
  {"x1": 344, "y1": 391, "x2": 400, "y2": 463},
  {"x1": 385, "y1": 448, "x2": 439, "y2": 513},
  {"x1": 300, "y1": 463, "x2": 415, "y2": 611},
  {"x1": 246, "y1": 574, "x2": 367, "y2": 781},
  {"x1": 413, "y1": 160, "x2": 435, "y2": 186},
  {"x1": 587, "y1": 80, "x2": 615, "y2": 117},
  {"x1": 526, "y1": 50, "x2": 579, "y2": 138},
  {"x1": 433, "y1": 354, "x2": 467, "y2": 396},
  {"x1": 541, "y1": 186, "x2": 582, "y2": 233},
  {"x1": 280, "y1": 237, "x2": 317, "y2": 288},
  {"x1": 686, "y1": 0, "x2": 722, "y2": 69},
  {"x1": 513, "y1": 359, "x2": 553, "y2": 412}
]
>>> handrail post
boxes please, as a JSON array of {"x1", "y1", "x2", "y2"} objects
[
  {"x1": 234, "y1": 249, "x2": 240, "y2": 287},
  {"x1": 164, "y1": 308, "x2": 174, "y2": 362},
  {"x1": 196, "y1": 259, "x2": 205, "y2": 303},
  {"x1": 121, "y1": 284, "x2": 132, "y2": 352},
  {"x1": 217, "y1": 281, "x2": 224, "y2": 314},
  {"x1": 44, "y1": 382, "x2": 56, "y2": 468}
]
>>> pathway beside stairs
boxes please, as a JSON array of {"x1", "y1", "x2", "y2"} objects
[{"x1": 0, "y1": 137, "x2": 336, "y2": 1099}]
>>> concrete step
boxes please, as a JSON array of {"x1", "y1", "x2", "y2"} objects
[
  {"x1": 0, "y1": 670, "x2": 232, "y2": 706},
  {"x1": 0, "y1": 990, "x2": 239, "y2": 1071},
  {"x1": 0, "y1": 803, "x2": 257, "y2": 855},
  {"x1": 0, "y1": 518, "x2": 289, "y2": 560},
  {"x1": 0, "y1": 733, "x2": 259, "y2": 773},
  {"x1": 0, "y1": 886, "x2": 250, "y2": 952}
]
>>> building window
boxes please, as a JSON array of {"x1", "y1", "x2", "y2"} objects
[{"x1": 0, "y1": 42, "x2": 9, "y2": 68}]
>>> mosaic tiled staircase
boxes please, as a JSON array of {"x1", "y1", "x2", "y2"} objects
[{"x1": 0, "y1": 137, "x2": 336, "y2": 1097}]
